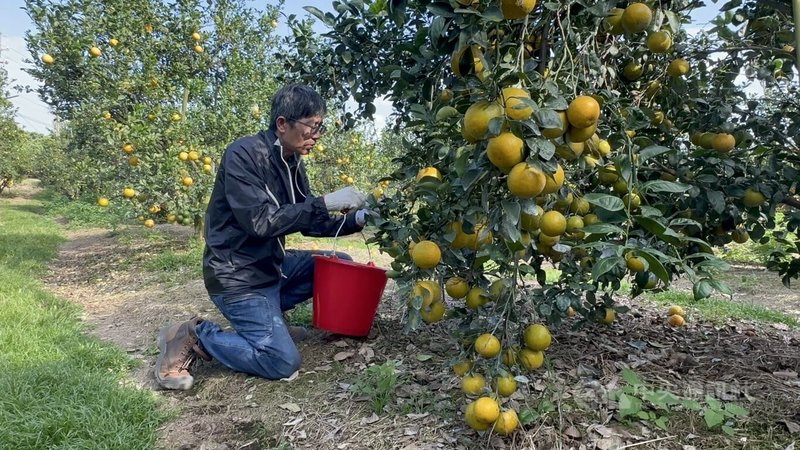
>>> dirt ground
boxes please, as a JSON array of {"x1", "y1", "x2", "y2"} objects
[{"x1": 6, "y1": 181, "x2": 800, "y2": 450}]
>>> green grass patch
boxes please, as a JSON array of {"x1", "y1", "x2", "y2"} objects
[
  {"x1": 38, "y1": 191, "x2": 132, "y2": 230},
  {"x1": 285, "y1": 302, "x2": 313, "y2": 326},
  {"x1": 143, "y1": 236, "x2": 205, "y2": 282},
  {"x1": 645, "y1": 290, "x2": 798, "y2": 328},
  {"x1": 0, "y1": 198, "x2": 167, "y2": 449}
]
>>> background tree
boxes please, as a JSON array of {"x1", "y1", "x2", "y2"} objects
[{"x1": 0, "y1": 60, "x2": 28, "y2": 194}]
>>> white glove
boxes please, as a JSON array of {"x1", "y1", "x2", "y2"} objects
[
  {"x1": 355, "y1": 209, "x2": 380, "y2": 226},
  {"x1": 323, "y1": 186, "x2": 367, "y2": 212}
]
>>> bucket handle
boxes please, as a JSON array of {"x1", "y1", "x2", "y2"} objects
[{"x1": 331, "y1": 214, "x2": 374, "y2": 262}]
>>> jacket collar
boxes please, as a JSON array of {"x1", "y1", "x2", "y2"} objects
[{"x1": 262, "y1": 129, "x2": 298, "y2": 203}]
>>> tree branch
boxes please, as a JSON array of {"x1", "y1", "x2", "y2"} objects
[{"x1": 782, "y1": 195, "x2": 800, "y2": 210}]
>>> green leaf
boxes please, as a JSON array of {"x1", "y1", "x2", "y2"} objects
[
  {"x1": 416, "y1": 354, "x2": 433, "y2": 361},
  {"x1": 621, "y1": 368, "x2": 644, "y2": 386},
  {"x1": 721, "y1": 425, "x2": 735, "y2": 436},
  {"x1": 528, "y1": 138, "x2": 555, "y2": 160},
  {"x1": 618, "y1": 393, "x2": 642, "y2": 418},
  {"x1": 703, "y1": 407, "x2": 725, "y2": 428},
  {"x1": 638, "y1": 145, "x2": 673, "y2": 162},
  {"x1": 582, "y1": 223, "x2": 625, "y2": 235},
  {"x1": 535, "y1": 108, "x2": 564, "y2": 129},
  {"x1": 641, "y1": 180, "x2": 691, "y2": 193},
  {"x1": 725, "y1": 403, "x2": 749, "y2": 417},
  {"x1": 693, "y1": 278, "x2": 715, "y2": 300},
  {"x1": 592, "y1": 255, "x2": 624, "y2": 281},
  {"x1": 636, "y1": 249, "x2": 671, "y2": 284},
  {"x1": 584, "y1": 193, "x2": 624, "y2": 211},
  {"x1": 501, "y1": 200, "x2": 521, "y2": 224},
  {"x1": 654, "y1": 416, "x2": 669, "y2": 430},
  {"x1": 518, "y1": 407, "x2": 539, "y2": 424},
  {"x1": 707, "y1": 190, "x2": 726, "y2": 214}
]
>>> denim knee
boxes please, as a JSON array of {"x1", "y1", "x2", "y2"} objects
[{"x1": 266, "y1": 347, "x2": 302, "y2": 378}]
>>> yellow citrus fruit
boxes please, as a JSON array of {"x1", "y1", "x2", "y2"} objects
[
  {"x1": 178, "y1": 151, "x2": 189, "y2": 161},
  {"x1": 494, "y1": 409, "x2": 520, "y2": 435},
  {"x1": 89, "y1": 46, "x2": 102, "y2": 57},
  {"x1": 412, "y1": 280, "x2": 442, "y2": 307},
  {"x1": 567, "y1": 123, "x2": 597, "y2": 143},
  {"x1": 667, "y1": 58, "x2": 690, "y2": 77},
  {"x1": 542, "y1": 110, "x2": 568, "y2": 139},
  {"x1": 524, "y1": 324, "x2": 552, "y2": 351},
  {"x1": 518, "y1": 348, "x2": 544, "y2": 370},
  {"x1": 421, "y1": 301, "x2": 445, "y2": 323},
  {"x1": 465, "y1": 287, "x2": 488, "y2": 309},
  {"x1": 502, "y1": 87, "x2": 533, "y2": 120},
  {"x1": 128, "y1": 156, "x2": 140, "y2": 166},
  {"x1": 463, "y1": 100, "x2": 503, "y2": 142},
  {"x1": 712, "y1": 133, "x2": 735, "y2": 152},
  {"x1": 188, "y1": 150, "x2": 200, "y2": 161},
  {"x1": 452, "y1": 360, "x2": 473, "y2": 376},
  {"x1": 451, "y1": 44, "x2": 486, "y2": 79},
  {"x1": 540, "y1": 210, "x2": 567, "y2": 237},
  {"x1": 166, "y1": 214, "x2": 177, "y2": 223},
  {"x1": 122, "y1": 188, "x2": 136, "y2": 199},
  {"x1": 605, "y1": 8, "x2": 625, "y2": 35},
  {"x1": 203, "y1": 156, "x2": 213, "y2": 165},
  {"x1": 122, "y1": 143, "x2": 135, "y2": 154},
  {"x1": 487, "y1": 132, "x2": 524, "y2": 170},
  {"x1": 474, "y1": 333, "x2": 501, "y2": 358},
  {"x1": 732, "y1": 228, "x2": 749, "y2": 244},
  {"x1": 416, "y1": 166, "x2": 442, "y2": 182},
  {"x1": 621, "y1": 3, "x2": 653, "y2": 33},
  {"x1": 598, "y1": 165, "x2": 618, "y2": 185},
  {"x1": 538, "y1": 233, "x2": 560, "y2": 248},
  {"x1": 541, "y1": 164, "x2": 565, "y2": 195},
  {"x1": 203, "y1": 164, "x2": 213, "y2": 173},
  {"x1": 97, "y1": 197, "x2": 109, "y2": 207},
  {"x1": 500, "y1": 0, "x2": 537, "y2": 19},
  {"x1": 668, "y1": 305, "x2": 685, "y2": 317},
  {"x1": 411, "y1": 240, "x2": 441, "y2": 269},
  {"x1": 742, "y1": 189, "x2": 766, "y2": 208},
  {"x1": 439, "y1": 88, "x2": 454, "y2": 102},
  {"x1": 473, "y1": 396, "x2": 501, "y2": 423},
  {"x1": 446, "y1": 277, "x2": 470, "y2": 299},
  {"x1": 494, "y1": 375, "x2": 518, "y2": 397},
  {"x1": 623, "y1": 193, "x2": 641, "y2": 209},
  {"x1": 698, "y1": 132, "x2": 716, "y2": 149},
  {"x1": 646, "y1": 31, "x2": 672, "y2": 53},
  {"x1": 462, "y1": 373, "x2": 486, "y2": 395},
  {"x1": 566, "y1": 216, "x2": 584, "y2": 233},
  {"x1": 626, "y1": 254, "x2": 646, "y2": 272},
  {"x1": 465, "y1": 401, "x2": 490, "y2": 431},
  {"x1": 148, "y1": 205, "x2": 161, "y2": 214},
  {"x1": 644, "y1": 80, "x2": 662, "y2": 97},
  {"x1": 600, "y1": 308, "x2": 616, "y2": 325},
  {"x1": 191, "y1": 32, "x2": 202, "y2": 41},
  {"x1": 668, "y1": 314, "x2": 686, "y2": 327},
  {"x1": 583, "y1": 213, "x2": 599, "y2": 226},
  {"x1": 570, "y1": 197, "x2": 590, "y2": 215},
  {"x1": 143, "y1": 219, "x2": 155, "y2": 228},
  {"x1": 181, "y1": 176, "x2": 194, "y2": 187},
  {"x1": 567, "y1": 96, "x2": 601, "y2": 129},
  {"x1": 41, "y1": 53, "x2": 54, "y2": 64},
  {"x1": 194, "y1": 45, "x2": 204, "y2": 53},
  {"x1": 520, "y1": 205, "x2": 544, "y2": 231},
  {"x1": 622, "y1": 61, "x2": 644, "y2": 81},
  {"x1": 507, "y1": 162, "x2": 546, "y2": 198},
  {"x1": 502, "y1": 347, "x2": 518, "y2": 366},
  {"x1": 109, "y1": 38, "x2": 119, "y2": 47}
]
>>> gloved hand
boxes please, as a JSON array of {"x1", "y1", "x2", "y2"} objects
[
  {"x1": 355, "y1": 209, "x2": 380, "y2": 226},
  {"x1": 323, "y1": 186, "x2": 367, "y2": 212}
]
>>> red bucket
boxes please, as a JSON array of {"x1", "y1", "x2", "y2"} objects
[{"x1": 312, "y1": 255, "x2": 388, "y2": 337}]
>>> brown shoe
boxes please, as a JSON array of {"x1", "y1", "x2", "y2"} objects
[
  {"x1": 288, "y1": 325, "x2": 309, "y2": 342},
  {"x1": 154, "y1": 317, "x2": 206, "y2": 390}
]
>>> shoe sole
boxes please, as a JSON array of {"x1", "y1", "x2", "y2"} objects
[{"x1": 154, "y1": 325, "x2": 194, "y2": 390}]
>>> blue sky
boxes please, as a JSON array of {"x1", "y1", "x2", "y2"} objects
[{"x1": 1, "y1": 1, "x2": 720, "y2": 134}]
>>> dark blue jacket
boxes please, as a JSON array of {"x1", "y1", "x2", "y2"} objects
[{"x1": 202, "y1": 129, "x2": 362, "y2": 295}]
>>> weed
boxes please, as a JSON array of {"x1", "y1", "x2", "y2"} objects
[
  {"x1": 285, "y1": 303, "x2": 313, "y2": 326},
  {"x1": 351, "y1": 360, "x2": 399, "y2": 415}
]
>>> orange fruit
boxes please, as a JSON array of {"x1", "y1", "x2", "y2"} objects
[
  {"x1": 742, "y1": 189, "x2": 766, "y2": 208},
  {"x1": 97, "y1": 197, "x2": 109, "y2": 207},
  {"x1": 420, "y1": 301, "x2": 445, "y2": 323},
  {"x1": 507, "y1": 162, "x2": 546, "y2": 198},
  {"x1": 465, "y1": 401, "x2": 490, "y2": 431},
  {"x1": 410, "y1": 240, "x2": 441, "y2": 269},
  {"x1": 667, "y1": 58, "x2": 690, "y2": 77},
  {"x1": 452, "y1": 360, "x2": 473, "y2": 376},
  {"x1": 412, "y1": 280, "x2": 442, "y2": 307},
  {"x1": 500, "y1": 0, "x2": 537, "y2": 20},
  {"x1": 474, "y1": 333, "x2": 501, "y2": 358},
  {"x1": 542, "y1": 111, "x2": 568, "y2": 138},
  {"x1": 473, "y1": 397, "x2": 501, "y2": 423},
  {"x1": 541, "y1": 164, "x2": 565, "y2": 195},
  {"x1": 181, "y1": 176, "x2": 194, "y2": 187},
  {"x1": 667, "y1": 305, "x2": 685, "y2": 317},
  {"x1": 600, "y1": 308, "x2": 616, "y2": 325},
  {"x1": 712, "y1": 133, "x2": 735, "y2": 152},
  {"x1": 487, "y1": 132, "x2": 525, "y2": 170},
  {"x1": 518, "y1": 348, "x2": 544, "y2": 370},
  {"x1": 646, "y1": 31, "x2": 672, "y2": 53},
  {"x1": 416, "y1": 166, "x2": 442, "y2": 182},
  {"x1": 668, "y1": 314, "x2": 686, "y2": 327},
  {"x1": 463, "y1": 100, "x2": 503, "y2": 142},
  {"x1": 621, "y1": 3, "x2": 652, "y2": 33},
  {"x1": 494, "y1": 375, "x2": 518, "y2": 397},
  {"x1": 494, "y1": 409, "x2": 520, "y2": 435},
  {"x1": 567, "y1": 96, "x2": 601, "y2": 128},
  {"x1": 462, "y1": 374, "x2": 486, "y2": 395},
  {"x1": 540, "y1": 210, "x2": 567, "y2": 237},
  {"x1": 445, "y1": 277, "x2": 470, "y2": 299},
  {"x1": 523, "y1": 324, "x2": 552, "y2": 351},
  {"x1": 501, "y1": 86, "x2": 533, "y2": 120}
]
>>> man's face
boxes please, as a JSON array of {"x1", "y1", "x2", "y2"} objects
[{"x1": 275, "y1": 114, "x2": 325, "y2": 157}]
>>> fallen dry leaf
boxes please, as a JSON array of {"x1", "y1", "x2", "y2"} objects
[
  {"x1": 360, "y1": 413, "x2": 380, "y2": 425},
  {"x1": 780, "y1": 420, "x2": 800, "y2": 434},
  {"x1": 334, "y1": 351, "x2": 355, "y2": 361},
  {"x1": 279, "y1": 402, "x2": 301, "y2": 413}
]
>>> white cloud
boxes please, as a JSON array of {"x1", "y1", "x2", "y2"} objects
[{"x1": 2, "y1": 34, "x2": 53, "y2": 134}]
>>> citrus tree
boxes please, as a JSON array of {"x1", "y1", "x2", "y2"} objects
[
  {"x1": 24, "y1": 0, "x2": 284, "y2": 230},
  {"x1": 0, "y1": 62, "x2": 27, "y2": 194},
  {"x1": 280, "y1": 0, "x2": 800, "y2": 434}
]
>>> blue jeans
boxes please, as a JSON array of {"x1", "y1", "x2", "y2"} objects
[{"x1": 195, "y1": 250, "x2": 351, "y2": 379}]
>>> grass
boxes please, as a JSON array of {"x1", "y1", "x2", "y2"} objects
[
  {"x1": 39, "y1": 191, "x2": 132, "y2": 230},
  {"x1": 142, "y1": 235, "x2": 205, "y2": 283},
  {"x1": 718, "y1": 211, "x2": 797, "y2": 266},
  {"x1": 0, "y1": 197, "x2": 168, "y2": 449},
  {"x1": 644, "y1": 290, "x2": 799, "y2": 327}
]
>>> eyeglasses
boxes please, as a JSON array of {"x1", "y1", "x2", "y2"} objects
[{"x1": 289, "y1": 118, "x2": 327, "y2": 136}]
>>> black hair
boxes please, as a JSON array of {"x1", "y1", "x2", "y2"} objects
[{"x1": 269, "y1": 84, "x2": 326, "y2": 131}]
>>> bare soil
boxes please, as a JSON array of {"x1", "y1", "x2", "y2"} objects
[{"x1": 8, "y1": 181, "x2": 798, "y2": 450}]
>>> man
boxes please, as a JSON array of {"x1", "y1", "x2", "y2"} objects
[{"x1": 154, "y1": 84, "x2": 372, "y2": 390}]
